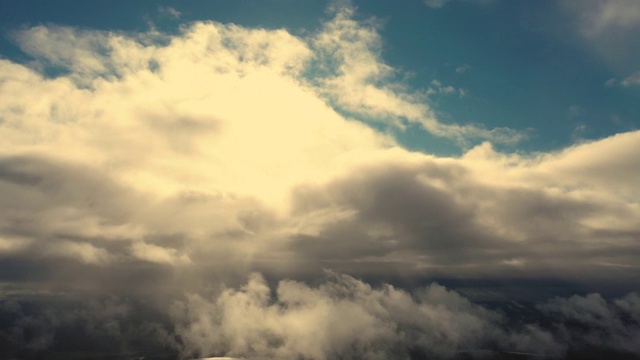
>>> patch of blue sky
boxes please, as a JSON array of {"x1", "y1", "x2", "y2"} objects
[{"x1": 357, "y1": 0, "x2": 639, "y2": 153}]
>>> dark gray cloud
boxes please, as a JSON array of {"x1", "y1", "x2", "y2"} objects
[{"x1": 279, "y1": 158, "x2": 640, "y2": 283}]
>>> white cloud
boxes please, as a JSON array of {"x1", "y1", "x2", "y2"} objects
[
  {"x1": 603, "y1": 71, "x2": 640, "y2": 87},
  {"x1": 171, "y1": 272, "x2": 562, "y2": 359},
  {"x1": 621, "y1": 71, "x2": 640, "y2": 87},
  {"x1": 455, "y1": 64, "x2": 471, "y2": 73},
  {"x1": 310, "y1": 4, "x2": 523, "y2": 144},
  {"x1": 585, "y1": 0, "x2": 640, "y2": 34},
  {"x1": 424, "y1": 0, "x2": 451, "y2": 9},
  {"x1": 424, "y1": 0, "x2": 494, "y2": 10},
  {"x1": 131, "y1": 241, "x2": 190, "y2": 265},
  {"x1": 42, "y1": 240, "x2": 113, "y2": 265},
  {"x1": 2, "y1": 14, "x2": 640, "y2": 282},
  {"x1": 158, "y1": 6, "x2": 181, "y2": 19},
  {"x1": 427, "y1": 79, "x2": 467, "y2": 97}
]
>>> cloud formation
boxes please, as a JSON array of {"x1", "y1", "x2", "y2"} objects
[
  {"x1": 3, "y1": 273, "x2": 640, "y2": 359},
  {"x1": 171, "y1": 272, "x2": 563, "y2": 359},
  {"x1": 1, "y1": 2, "x2": 640, "y2": 358}
]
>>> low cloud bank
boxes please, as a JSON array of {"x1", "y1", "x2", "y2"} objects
[{"x1": 6, "y1": 273, "x2": 639, "y2": 359}]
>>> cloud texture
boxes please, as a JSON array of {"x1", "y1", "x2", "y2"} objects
[{"x1": 0, "y1": 2, "x2": 639, "y2": 359}]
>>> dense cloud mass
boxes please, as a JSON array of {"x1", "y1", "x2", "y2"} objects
[
  {"x1": 170, "y1": 272, "x2": 563, "y2": 359},
  {"x1": 0, "y1": 2, "x2": 639, "y2": 359}
]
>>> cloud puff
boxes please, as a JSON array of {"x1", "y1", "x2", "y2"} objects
[{"x1": 158, "y1": 6, "x2": 182, "y2": 19}]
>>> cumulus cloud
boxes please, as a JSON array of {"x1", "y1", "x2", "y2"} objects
[
  {"x1": 171, "y1": 272, "x2": 563, "y2": 359},
  {"x1": 0, "y1": 8, "x2": 639, "y2": 286}
]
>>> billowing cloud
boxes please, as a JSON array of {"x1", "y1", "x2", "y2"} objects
[
  {"x1": 540, "y1": 292, "x2": 640, "y2": 355},
  {"x1": 171, "y1": 272, "x2": 563, "y2": 359},
  {"x1": 5, "y1": 273, "x2": 638, "y2": 359}
]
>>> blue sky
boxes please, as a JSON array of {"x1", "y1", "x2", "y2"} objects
[{"x1": 1, "y1": 1, "x2": 640, "y2": 359}]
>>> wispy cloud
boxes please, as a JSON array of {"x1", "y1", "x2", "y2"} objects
[
  {"x1": 158, "y1": 6, "x2": 182, "y2": 19},
  {"x1": 310, "y1": 5, "x2": 525, "y2": 145},
  {"x1": 424, "y1": 0, "x2": 452, "y2": 9},
  {"x1": 561, "y1": 0, "x2": 640, "y2": 75},
  {"x1": 621, "y1": 71, "x2": 640, "y2": 87},
  {"x1": 455, "y1": 64, "x2": 471, "y2": 73}
]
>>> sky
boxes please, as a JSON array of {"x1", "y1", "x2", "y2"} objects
[{"x1": 0, "y1": 0, "x2": 639, "y2": 359}]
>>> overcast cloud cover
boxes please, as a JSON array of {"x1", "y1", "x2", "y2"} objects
[{"x1": 0, "y1": 1, "x2": 639, "y2": 359}]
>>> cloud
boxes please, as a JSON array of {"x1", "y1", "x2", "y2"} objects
[
  {"x1": 2, "y1": 273, "x2": 638, "y2": 359},
  {"x1": 455, "y1": 64, "x2": 471, "y2": 73},
  {"x1": 158, "y1": 6, "x2": 181, "y2": 19},
  {"x1": 540, "y1": 292, "x2": 640, "y2": 354},
  {"x1": 568, "y1": 105, "x2": 583, "y2": 118},
  {"x1": 561, "y1": 0, "x2": 640, "y2": 74},
  {"x1": 603, "y1": 71, "x2": 640, "y2": 87},
  {"x1": 309, "y1": 3, "x2": 524, "y2": 145},
  {"x1": 424, "y1": 0, "x2": 452, "y2": 9},
  {"x1": 171, "y1": 272, "x2": 563, "y2": 359},
  {"x1": 427, "y1": 79, "x2": 467, "y2": 97},
  {"x1": 2, "y1": 30, "x2": 640, "y2": 285},
  {"x1": 131, "y1": 241, "x2": 190, "y2": 265},
  {"x1": 2, "y1": 23, "x2": 640, "y2": 285},
  {"x1": 576, "y1": 0, "x2": 640, "y2": 34},
  {"x1": 424, "y1": 0, "x2": 494, "y2": 9},
  {"x1": 621, "y1": 71, "x2": 640, "y2": 87},
  {"x1": 277, "y1": 137, "x2": 640, "y2": 281}
]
